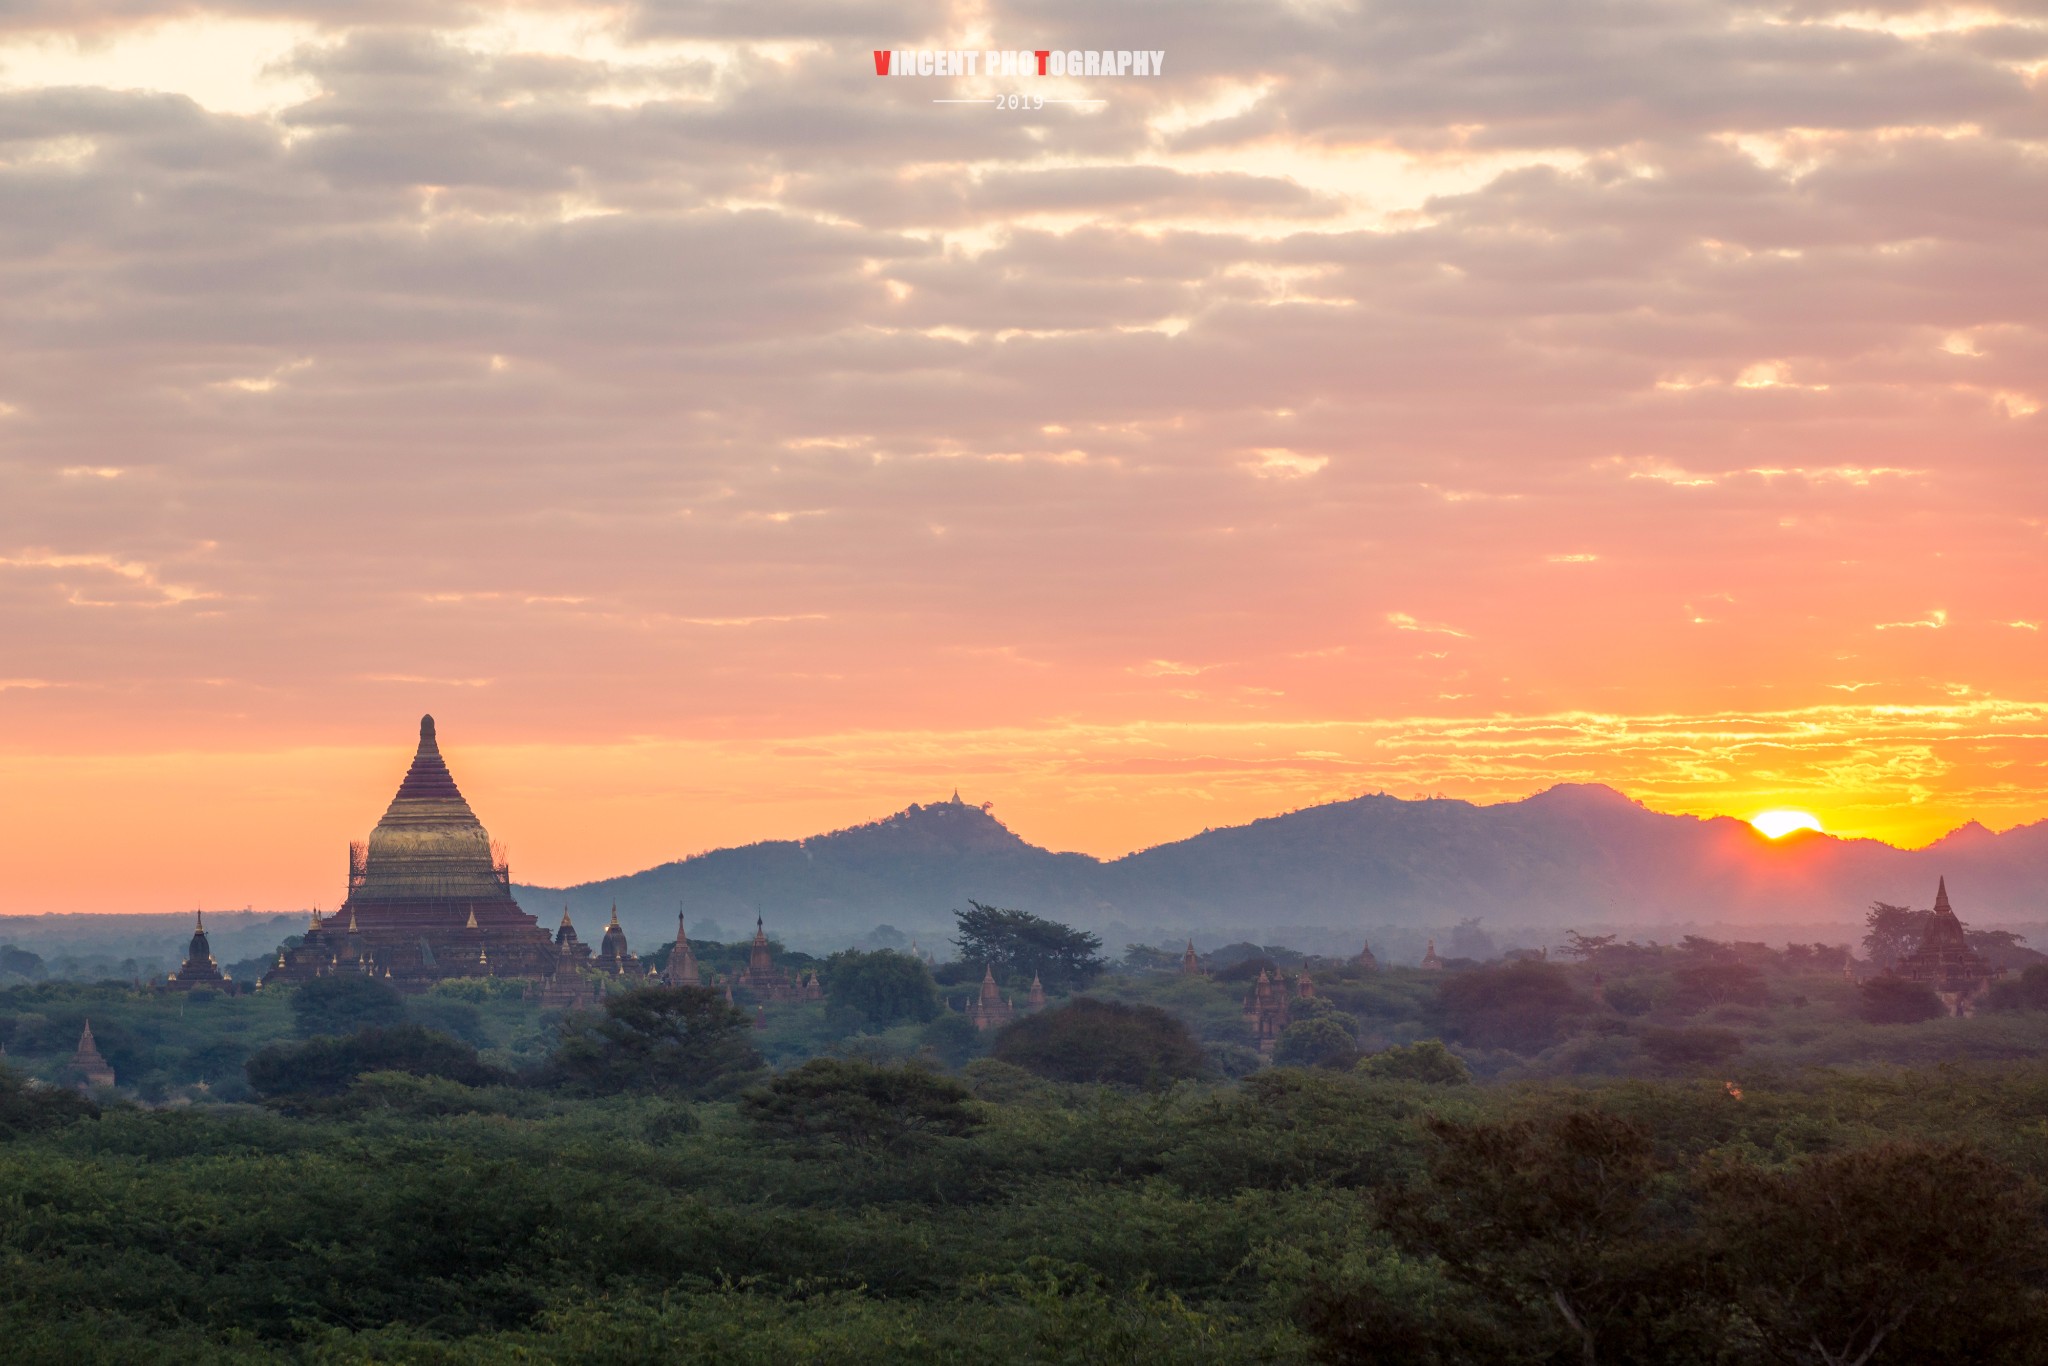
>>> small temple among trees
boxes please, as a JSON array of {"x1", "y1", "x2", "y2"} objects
[
  {"x1": 69, "y1": 1021, "x2": 114, "y2": 1090},
  {"x1": 166, "y1": 910, "x2": 232, "y2": 992},
  {"x1": 1891, "y1": 877, "x2": 2003, "y2": 1016}
]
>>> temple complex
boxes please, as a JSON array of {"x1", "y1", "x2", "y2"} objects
[
  {"x1": 263, "y1": 716, "x2": 568, "y2": 994},
  {"x1": 1243, "y1": 968, "x2": 1292, "y2": 1055},
  {"x1": 166, "y1": 910, "x2": 229, "y2": 992},
  {"x1": 1181, "y1": 941, "x2": 1202, "y2": 975},
  {"x1": 1892, "y1": 878, "x2": 2002, "y2": 1016},
  {"x1": 1354, "y1": 941, "x2": 1379, "y2": 971},
  {"x1": 1420, "y1": 939, "x2": 1443, "y2": 970},
  {"x1": 70, "y1": 1020, "x2": 115, "y2": 1089},
  {"x1": 729, "y1": 916, "x2": 807, "y2": 1004}
]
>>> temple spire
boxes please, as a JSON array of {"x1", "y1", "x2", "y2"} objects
[{"x1": 1935, "y1": 876, "x2": 1953, "y2": 916}]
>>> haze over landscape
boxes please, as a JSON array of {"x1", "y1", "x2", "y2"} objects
[{"x1": 4, "y1": 0, "x2": 2046, "y2": 916}]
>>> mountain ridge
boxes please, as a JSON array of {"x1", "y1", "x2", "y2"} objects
[{"x1": 514, "y1": 785, "x2": 2048, "y2": 947}]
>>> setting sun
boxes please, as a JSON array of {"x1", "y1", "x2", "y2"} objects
[{"x1": 1751, "y1": 809, "x2": 1824, "y2": 839}]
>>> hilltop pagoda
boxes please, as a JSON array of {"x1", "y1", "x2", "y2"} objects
[
  {"x1": 1892, "y1": 877, "x2": 2003, "y2": 1016},
  {"x1": 264, "y1": 716, "x2": 562, "y2": 992}
]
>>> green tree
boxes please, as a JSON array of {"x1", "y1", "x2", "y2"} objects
[
  {"x1": 1272, "y1": 1017, "x2": 1359, "y2": 1069},
  {"x1": 246, "y1": 1024, "x2": 506, "y2": 1099},
  {"x1": 290, "y1": 973, "x2": 406, "y2": 1037},
  {"x1": 1863, "y1": 901, "x2": 1928, "y2": 969},
  {"x1": 738, "y1": 1059, "x2": 980, "y2": 1153},
  {"x1": 993, "y1": 997, "x2": 1204, "y2": 1087},
  {"x1": 543, "y1": 985, "x2": 761, "y2": 1096},
  {"x1": 953, "y1": 902, "x2": 1104, "y2": 991},
  {"x1": 1857, "y1": 975, "x2": 1945, "y2": 1024},
  {"x1": 1356, "y1": 1039, "x2": 1471, "y2": 1084},
  {"x1": 1560, "y1": 931, "x2": 1618, "y2": 961},
  {"x1": 1429, "y1": 961, "x2": 1593, "y2": 1053},
  {"x1": 823, "y1": 948, "x2": 940, "y2": 1030},
  {"x1": 1704, "y1": 1141, "x2": 2048, "y2": 1365}
]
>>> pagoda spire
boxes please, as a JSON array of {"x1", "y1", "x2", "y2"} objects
[{"x1": 1935, "y1": 876, "x2": 1953, "y2": 916}]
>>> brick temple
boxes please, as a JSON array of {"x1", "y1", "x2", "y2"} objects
[
  {"x1": 263, "y1": 716, "x2": 568, "y2": 993},
  {"x1": 1892, "y1": 877, "x2": 2003, "y2": 1016}
]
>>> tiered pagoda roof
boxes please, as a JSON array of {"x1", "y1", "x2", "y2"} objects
[
  {"x1": 1895, "y1": 878, "x2": 2000, "y2": 993},
  {"x1": 354, "y1": 715, "x2": 505, "y2": 903}
]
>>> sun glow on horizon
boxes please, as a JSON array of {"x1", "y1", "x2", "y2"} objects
[{"x1": 1751, "y1": 808, "x2": 1824, "y2": 839}]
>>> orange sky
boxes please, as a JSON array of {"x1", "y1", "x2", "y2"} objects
[{"x1": 1, "y1": 1, "x2": 2045, "y2": 914}]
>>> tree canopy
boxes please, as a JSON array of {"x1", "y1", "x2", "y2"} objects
[
  {"x1": 822, "y1": 949, "x2": 940, "y2": 1031},
  {"x1": 542, "y1": 985, "x2": 761, "y2": 1096},
  {"x1": 739, "y1": 1059, "x2": 979, "y2": 1154},
  {"x1": 992, "y1": 997, "x2": 1204, "y2": 1087},
  {"x1": 1429, "y1": 961, "x2": 1594, "y2": 1053},
  {"x1": 289, "y1": 974, "x2": 406, "y2": 1038},
  {"x1": 246, "y1": 1024, "x2": 506, "y2": 1100},
  {"x1": 952, "y1": 902, "x2": 1104, "y2": 991}
]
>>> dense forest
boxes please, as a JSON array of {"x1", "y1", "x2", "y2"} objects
[{"x1": 6, "y1": 913, "x2": 2048, "y2": 1363}]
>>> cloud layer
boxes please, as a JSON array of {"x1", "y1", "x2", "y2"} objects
[{"x1": 1, "y1": 0, "x2": 2044, "y2": 909}]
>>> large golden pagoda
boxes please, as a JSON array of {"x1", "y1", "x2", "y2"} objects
[{"x1": 263, "y1": 716, "x2": 566, "y2": 992}]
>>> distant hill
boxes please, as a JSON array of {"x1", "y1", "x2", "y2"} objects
[{"x1": 515, "y1": 786, "x2": 2048, "y2": 951}]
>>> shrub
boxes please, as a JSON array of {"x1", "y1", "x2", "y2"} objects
[
  {"x1": 1857, "y1": 975, "x2": 1946, "y2": 1024},
  {"x1": 1356, "y1": 1039, "x2": 1471, "y2": 1085},
  {"x1": 993, "y1": 997, "x2": 1205, "y2": 1087}
]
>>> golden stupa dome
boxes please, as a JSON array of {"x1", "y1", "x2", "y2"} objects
[{"x1": 355, "y1": 715, "x2": 505, "y2": 902}]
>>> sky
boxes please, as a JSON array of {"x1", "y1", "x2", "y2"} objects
[{"x1": 2, "y1": 0, "x2": 2045, "y2": 914}]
